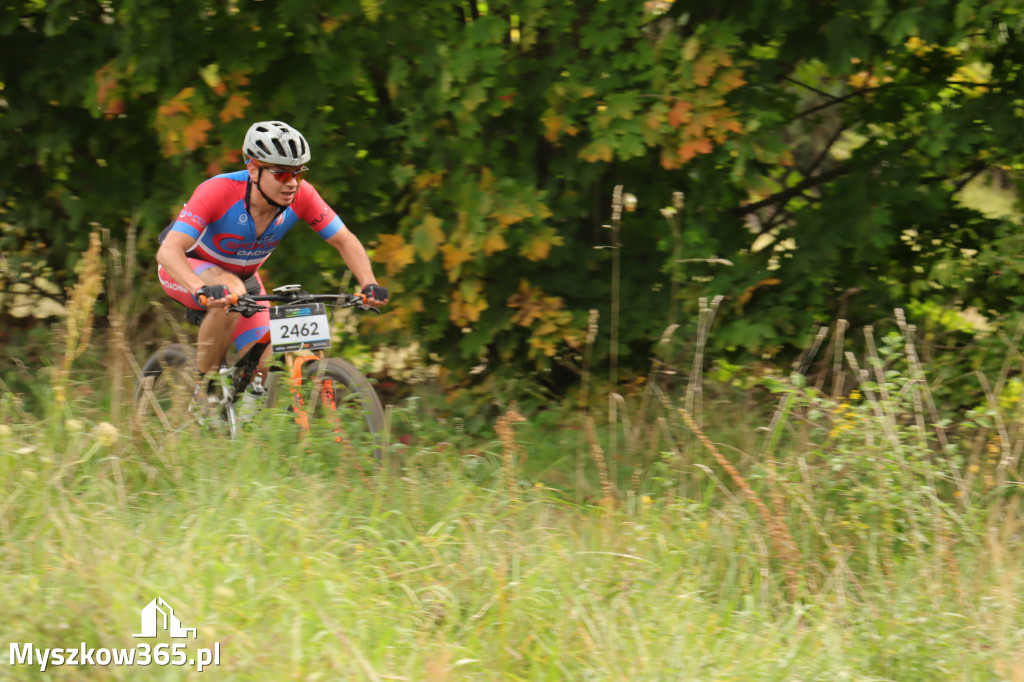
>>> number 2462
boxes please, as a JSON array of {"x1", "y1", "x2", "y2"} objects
[{"x1": 279, "y1": 321, "x2": 320, "y2": 338}]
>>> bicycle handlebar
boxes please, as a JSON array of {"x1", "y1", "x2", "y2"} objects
[{"x1": 198, "y1": 289, "x2": 380, "y2": 316}]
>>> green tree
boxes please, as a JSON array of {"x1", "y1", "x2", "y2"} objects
[{"x1": 3, "y1": 0, "x2": 1024, "y2": 389}]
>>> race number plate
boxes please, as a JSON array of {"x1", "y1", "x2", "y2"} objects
[{"x1": 269, "y1": 303, "x2": 331, "y2": 352}]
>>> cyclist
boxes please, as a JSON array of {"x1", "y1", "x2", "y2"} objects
[{"x1": 155, "y1": 120, "x2": 389, "y2": 410}]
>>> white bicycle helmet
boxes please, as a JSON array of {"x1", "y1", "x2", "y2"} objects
[{"x1": 242, "y1": 121, "x2": 311, "y2": 165}]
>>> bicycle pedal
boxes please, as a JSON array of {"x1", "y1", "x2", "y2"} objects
[{"x1": 189, "y1": 391, "x2": 222, "y2": 428}]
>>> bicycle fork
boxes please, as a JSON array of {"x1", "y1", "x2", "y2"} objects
[{"x1": 288, "y1": 354, "x2": 345, "y2": 444}]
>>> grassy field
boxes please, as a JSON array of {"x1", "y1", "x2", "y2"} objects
[
  {"x1": 2, "y1": 354, "x2": 1023, "y2": 682},
  {"x1": 2, "y1": 242, "x2": 1023, "y2": 679}
]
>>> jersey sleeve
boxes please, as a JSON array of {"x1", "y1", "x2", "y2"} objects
[
  {"x1": 169, "y1": 178, "x2": 221, "y2": 240},
  {"x1": 294, "y1": 182, "x2": 344, "y2": 240}
]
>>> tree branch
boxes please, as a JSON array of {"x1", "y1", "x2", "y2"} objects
[
  {"x1": 786, "y1": 85, "x2": 889, "y2": 123},
  {"x1": 786, "y1": 78, "x2": 1006, "y2": 124},
  {"x1": 730, "y1": 147, "x2": 987, "y2": 220},
  {"x1": 799, "y1": 123, "x2": 852, "y2": 179},
  {"x1": 951, "y1": 161, "x2": 988, "y2": 195},
  {"x1": 727, "y1": 166, "x2": 850, "y2": 218},
  {"x1": 781, "y1": 76, "x2": 842, "y2": 102}
]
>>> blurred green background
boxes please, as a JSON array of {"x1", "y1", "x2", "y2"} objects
[{"x1": 5, "y1": 0, "x2": 1024, "y2": 410}]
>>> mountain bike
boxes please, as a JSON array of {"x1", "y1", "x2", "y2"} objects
[{"x1": 134, "y1": 285, "x2": 385, "y2": 456}]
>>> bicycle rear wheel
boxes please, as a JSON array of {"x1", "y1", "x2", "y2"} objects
[
  {"x1": 267, "y1": 356, "x2": 385, "y2": 460},
  {"x1": 134, "y1": 344, "x2": 198, "y2": 436},
  {"x1": 134, "y1": 344, "x2": 237, "y2": 437}
]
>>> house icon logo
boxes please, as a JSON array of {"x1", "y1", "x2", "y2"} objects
[{"x1": 132, "y1": 597, "x2": 197, "y2": 639}]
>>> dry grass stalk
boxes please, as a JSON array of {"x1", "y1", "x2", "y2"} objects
[
  {"x1": 665, "y1": 191, "x2": 685, "y2": 330},
  {"x1": 759, "y1": 324, "x2": 829, "y2": 459},
  {"x1": 53, "y1": 230, "x2": 105, "y2": 409},
  {"x1": 895, "y1": 309, "x2": 950, "y2": 452},
  {"x1": 606, "y1": 186, "x2": 624, "y2": 467},
  {"x1": 831, "y1": 319, "x2": 848, "y2": 399},
  {"x1": 381, "y1": 403, "x2": 395, "y2": 474},
  {"x1": 813, "y1": 319, "x2": 844, "y2": 393},
  {"x1": 608, "y1": 185, "x2": 623, "y2": 391},
  {"x1": 685, "y1": 295, "x2": 723, "y2": 428},
  {"x1": 844, "y1": 351, "x2": 901, "y2": 450},
  {"x1": 793, "y1": 324, "x2": 828, "y2": 376},
  {"x1": 676, "y1": 405, "x2": 803, "y2": 600},
  {"x1": 584, "y1": 416, "x2": 617, "y2": 508},
  {"x1": 766, "y1": 458, "x2": 787, "y2": 553},
  {"x1": 996, "y1": 319, "x2": 1024, "y2": 471},
  {"x1": 103, "y1": 224, "x2": 142, "y2": 507},
  {"x1": 863, "y1": 326, "x2": 900, "y2": 428},
  {"x1": 976, "y1": 370, "x2": 1016, "y2": 488},
  {"x1": 625, "y1": 323, "x2": 682, "y2": 469},
  {"x1": 579, "y1": 308, "x2": 600, "y2": 409},
  {"x1": 939, "y1": 515, "x2": 963, "y2": 605},
  {"x1": 577, "y1": 309, "x2": 600, "y2": 501},
  {"x1": 495, "y1": 405, "x2": 526, "y2": 493},
  {"x1": 104, "y1": 223, "x2": 141, "y2": 424}
]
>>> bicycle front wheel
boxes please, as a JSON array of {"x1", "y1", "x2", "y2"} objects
[{"x1": 267, "y1": 356, "x2": 385, "y2": 459}]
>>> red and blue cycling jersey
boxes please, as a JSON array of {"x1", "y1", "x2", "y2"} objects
[{"x1": 167, "y1": 169, "x2": 343, "y2": 278}]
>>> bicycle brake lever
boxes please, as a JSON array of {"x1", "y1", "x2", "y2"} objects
[{"x1": 228, "y1": 299, "x2": 263, "y2": 318}]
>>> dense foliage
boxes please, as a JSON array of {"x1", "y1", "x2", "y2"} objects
[{"x1": 3, "y1": 0, "x2": 1024, "y2": 384}]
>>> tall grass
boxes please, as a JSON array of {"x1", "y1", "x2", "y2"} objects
[
  {"x1": 1, "y1": 232, "x2": 1023, "y2": 680},
  {"x1": 1, "y1": 403, "x2": 1022, "y2": 680}
]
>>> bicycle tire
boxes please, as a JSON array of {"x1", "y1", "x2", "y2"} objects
[
  {"x1": 134, "y1": 344, "x2": 238, "y2": 437},
  {"x1": 267, "y1": 356, "x2": 385, "y2": 459},
  {"x1": 134, "y1": 344, "x2": 198, "y2": 435}
]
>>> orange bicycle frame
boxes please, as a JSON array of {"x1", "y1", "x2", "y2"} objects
[{"x1": 286, "y1": 350, "x2": 344, "y2": 443}]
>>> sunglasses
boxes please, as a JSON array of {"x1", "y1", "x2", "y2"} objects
[{"x1": 259, "y1": 164, "x2": 309, "y2": 183}]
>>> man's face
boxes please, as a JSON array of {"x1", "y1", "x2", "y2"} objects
[{"x1": 250, "y1": 162, "x2": 307, "y2": 206}]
